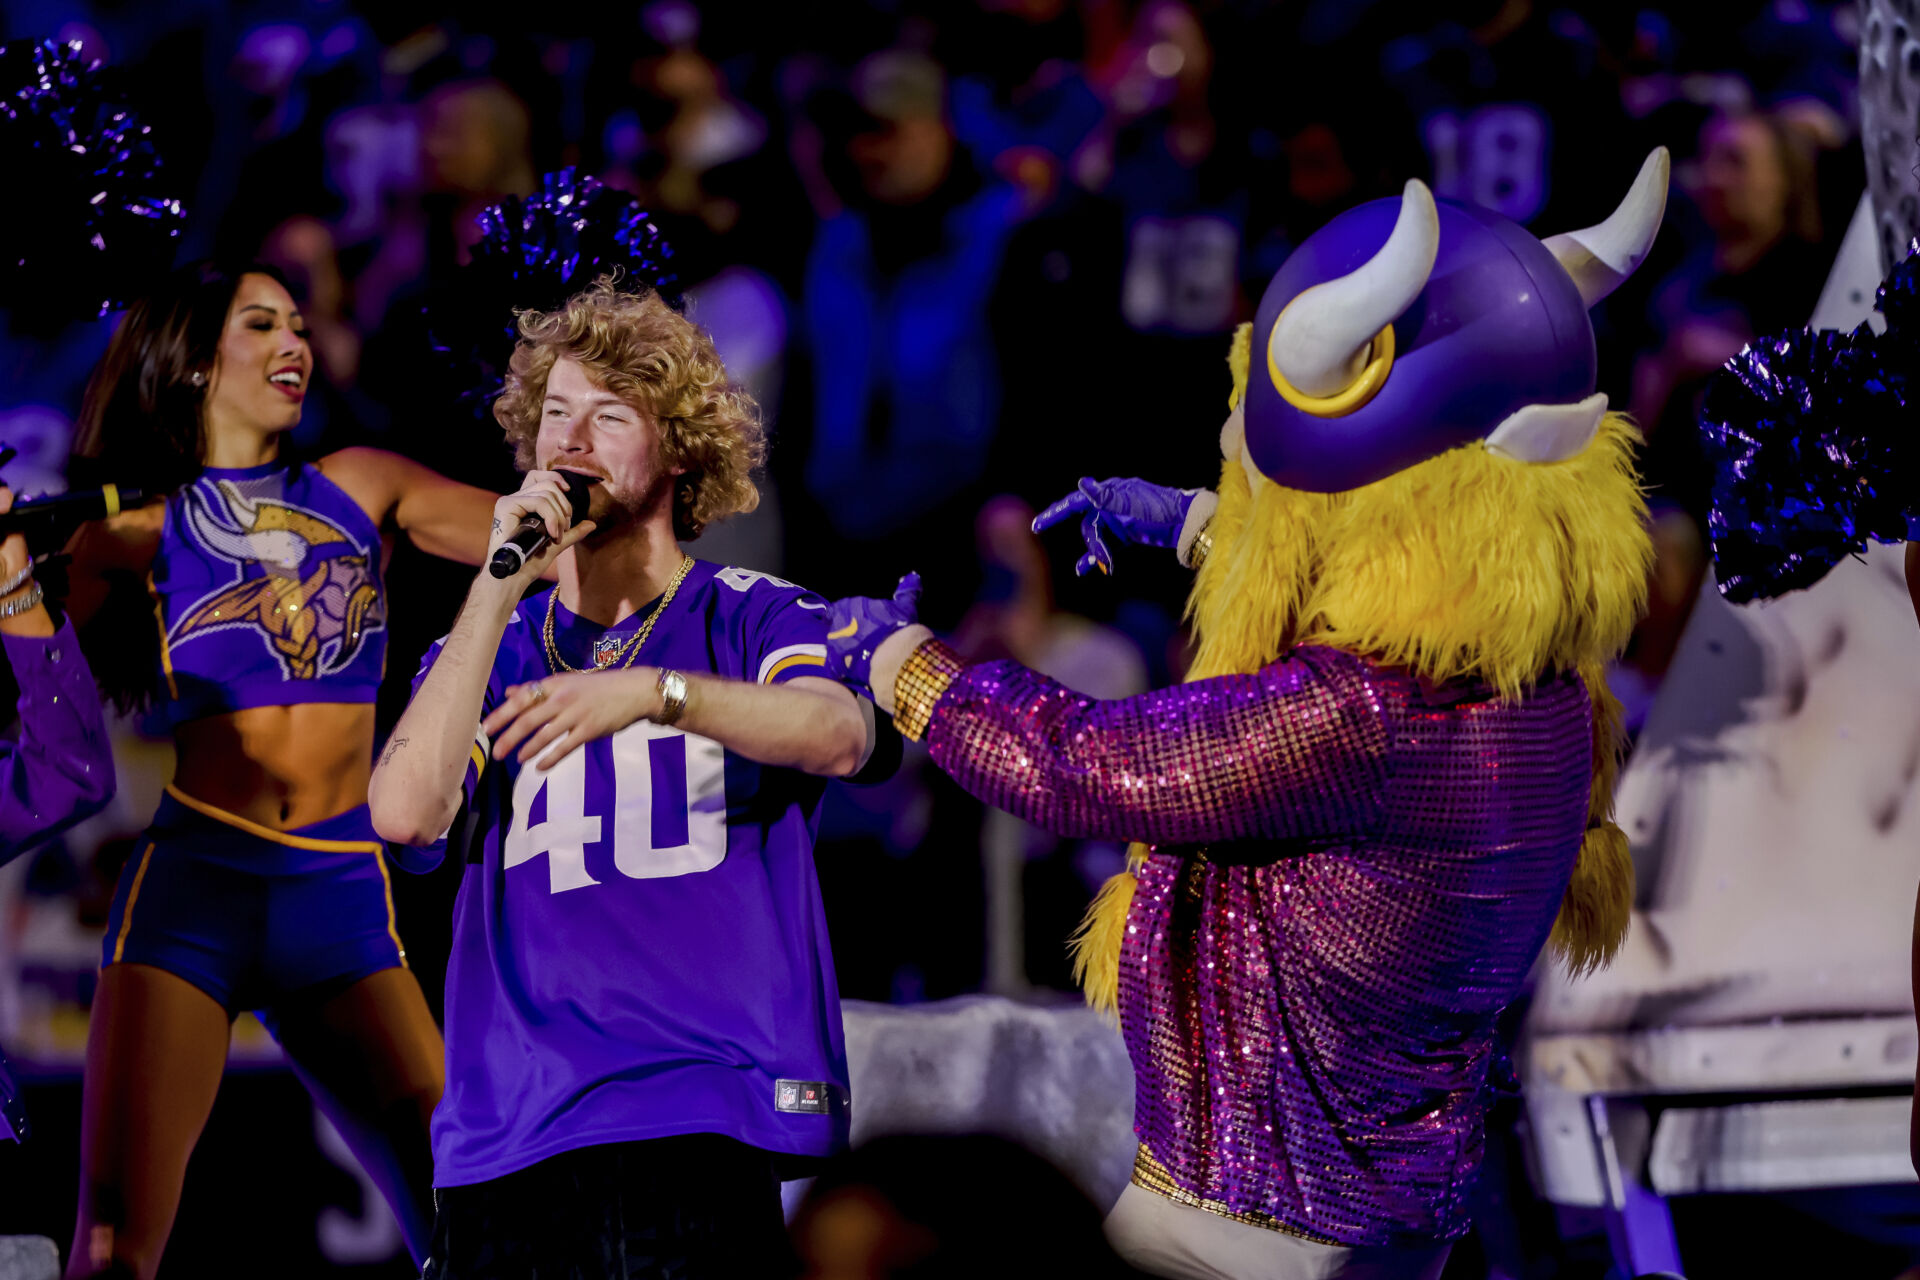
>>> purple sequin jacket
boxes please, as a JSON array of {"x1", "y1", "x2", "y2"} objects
[
  {"x1": 1, "y1": 620, "x2": 113, "y2": 861},
  {"x1": 919, "y1": 642, "x2": 1590, "y2": 1247}
]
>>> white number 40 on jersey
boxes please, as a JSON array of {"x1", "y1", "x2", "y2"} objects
[{"x1": 502, "y1": 721, "x2": 727, "y2": 893}]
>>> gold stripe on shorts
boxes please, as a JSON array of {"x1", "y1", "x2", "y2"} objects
[{"x1": 110, "y1": 843, "x2": 158, "y2": 964}]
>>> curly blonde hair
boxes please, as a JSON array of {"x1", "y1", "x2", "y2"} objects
[{"x1": 493, "y1": 278, "x2": 763, "y2": 539}]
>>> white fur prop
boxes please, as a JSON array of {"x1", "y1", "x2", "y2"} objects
[
  {"x1": 841, "y1": 996, "x2": 1137, "y2": 1210},
  {"x1": 0, "y1": 1237, "x2": 57, "y2": 1280}
]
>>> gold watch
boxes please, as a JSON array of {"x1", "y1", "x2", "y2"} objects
[{"x1": 655, "y1": 669, "x2": 689, "y2": 726}]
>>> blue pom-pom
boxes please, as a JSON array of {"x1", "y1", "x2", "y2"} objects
[
  {"x1": 1700, "y1": 237, "x2": 1920, "y2": 603},
  {"x1": 427, "y1": 169, "x2": 678, "y2": 416},
  {"x1": 1700, "y1": 325, "x2": 1914, "y2": 603},
  {"x1": 0, "y1": 39, "x2": 186, "y2": 326}
]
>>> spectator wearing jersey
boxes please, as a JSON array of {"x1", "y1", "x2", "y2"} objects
[
  {"x1": 370, "y1": 279, "x2": 870, "y2": 1280},
  {"x1": 1047, "y1": 0, "x2": 1269, "y2": 487},
  {"x1": 1380, "y1": 0, "x2": 1635, "y2": 233}
]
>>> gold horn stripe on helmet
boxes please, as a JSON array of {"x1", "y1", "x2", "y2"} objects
[{"x1": 1265, "y1": 318, "x2": 1396, "y2": 418}]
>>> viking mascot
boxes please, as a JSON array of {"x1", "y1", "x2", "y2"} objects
[{"x1": 830, "y1": 150, "x2": 1668, "y2": 1280}]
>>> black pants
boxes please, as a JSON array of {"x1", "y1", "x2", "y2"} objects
[{"x1": 422, "y1": 1134, "x2": 796, "y2": 1280}]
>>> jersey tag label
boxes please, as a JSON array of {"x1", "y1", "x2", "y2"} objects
[{"x1": 775, "y1": 1079, "x2": 834, "y2": 1115}]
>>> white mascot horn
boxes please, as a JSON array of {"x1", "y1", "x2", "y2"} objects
[
  {"x1": 1485, "y1": 149, "x2": 1672, "y2": 466},
  {"x1": 1543, "y1": 147, "x2": 1670, "y2": 308},
  {"x1": 1268, "y1": 179, "x2": 1440, "y2": 398}
]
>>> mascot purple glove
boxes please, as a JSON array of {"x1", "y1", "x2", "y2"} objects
[
  {"x1": 827, "y1": 572, "x2": 922, "y2": 697},
  {"x1": 1032, "y1": 477, "x2": 1204, "y2": 576}
]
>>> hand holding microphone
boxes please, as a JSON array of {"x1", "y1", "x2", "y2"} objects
[
  {"x1": 0, "y1": 483, "x2": 147, "y2": 554},
  {"x1": 488, "y1": 471, "x2": 599, "y2": 579}
]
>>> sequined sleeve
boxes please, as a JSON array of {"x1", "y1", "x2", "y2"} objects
[
  {"x1": 920, "y1": 642, "x2": 1391, "y2": 846},
  {"x1": 1, "y1": 620, "x2": 114, "y2": 860}
]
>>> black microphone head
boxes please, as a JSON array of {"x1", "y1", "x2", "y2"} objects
[{"x1": 557, "y1": 471, "x2": 598, "y2": 523}]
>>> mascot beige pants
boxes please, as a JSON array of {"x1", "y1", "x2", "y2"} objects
[{"x1": 1105, "y1": 1184, "x2": 1452, "y2": 1280}]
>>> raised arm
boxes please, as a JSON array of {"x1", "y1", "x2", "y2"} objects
[
  {"x1": 369, "y1": 473, "x2": 594, "y2": 847},
  {"x1": 894, "y1": 639, "x2": 1389, "y2": 846},
  {"x1": 828, "y1": 580, "x2": 1390, "y2": 846},
  {"x1": 0, "y1": 490, "x2": 114, "y2": 856},
  {"x1": 61, "y1": 500, "x2": 164, "y2": 631},
  {"x1": 651, "y1": 673, "x2": 866, "y2": 777},
  {"x1": 1031, "y1": 477, "x2": 1218, "y2": 577},
  {"x1": 1, "y1": 621, "x2": 115, "y2": 857},
  {"x1": 321, "y1": 446, "x2": 509, "y2": 568},
  {"x1": 482, "y1": 669, "x2": 867, "y2": 779},
  {"x1": 480, "y1": 568, "x2": 869, "y2": 778},
  {"x1": 368, "y1": 573, "x2": 518, "y2": 848}
]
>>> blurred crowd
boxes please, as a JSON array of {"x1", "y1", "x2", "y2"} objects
[{"x1": 0, "y1": 0, "x2": 1867, "y2": 1015}]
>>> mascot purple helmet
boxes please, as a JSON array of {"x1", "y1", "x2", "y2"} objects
[{"x1": 1241, "y1": 148, "x2": 1668, "y2": 490}]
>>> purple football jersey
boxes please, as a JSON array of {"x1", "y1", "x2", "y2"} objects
[{"x1": 405, "y1": 561, "x2": 851, "y2": 1186}]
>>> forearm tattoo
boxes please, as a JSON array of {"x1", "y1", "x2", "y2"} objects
[{"x1": 379, "y1": 736, "x2": 408, "y2": 768}]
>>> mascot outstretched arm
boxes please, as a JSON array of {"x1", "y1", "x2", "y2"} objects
[{"x1": 831, "y1": 152, "x2": 1667, "y2": 1280}]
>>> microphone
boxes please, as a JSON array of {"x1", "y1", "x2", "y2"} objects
[
  {"x1": 0, "y1": 485, "x2": 147, "y2": 551},
  {"x1": 488, "y1": 471, "x2": 596, "y2": 578}
]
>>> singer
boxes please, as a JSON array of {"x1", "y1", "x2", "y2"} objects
[
  {"x1": 55, "y1": 262, "x2": 515, "y2": 1279},
  {"x1": 370, "y1": 278, "x2": 870, "y2": 1280}
]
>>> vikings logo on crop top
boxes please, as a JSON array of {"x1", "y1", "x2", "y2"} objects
[{"x1": 167, "y1": 479, "x2": 385, "y2": 681}]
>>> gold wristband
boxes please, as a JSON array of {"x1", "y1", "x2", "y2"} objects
[
  {"x1": 893, "y1": 639, "x2": 965, "y2": 741},
  {"x1": 655, "y1": 669, "x2": 689, "y2": 726},
  {"x1": 1184, "y1": 524, "x2": 1213, "y2": 570}
]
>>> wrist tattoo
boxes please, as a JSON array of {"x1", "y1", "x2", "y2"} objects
[
  {"x1": 379, "y1": 736, "x2": 409, "y2": 768},
  {"x1": 491, "y1": 517, "x2": 502, "y2": 535}
]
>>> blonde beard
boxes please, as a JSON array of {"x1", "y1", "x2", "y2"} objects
[
  {"x1": 1185, "y1": 453, "x2": 1325, "y2": 682},
  {"x1": 1187, "y1": 414, "x2": 1650, "y2": 698}
]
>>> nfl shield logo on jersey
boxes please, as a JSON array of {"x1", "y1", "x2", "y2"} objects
[
  {"x1": 592, "y1": 634, "x2": 624, "y2": 668},
  {"x1": 775, "y1": 1079, "x2": 833, "y2": 1114}
]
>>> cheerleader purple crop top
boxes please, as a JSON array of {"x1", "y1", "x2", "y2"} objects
[{"x1": 151, "y1": 459, "x2": 387, "y2": 725}]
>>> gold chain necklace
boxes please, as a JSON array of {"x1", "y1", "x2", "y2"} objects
[{"x1": 542, "y1": 554, "x2": 694, "y2": 675}]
